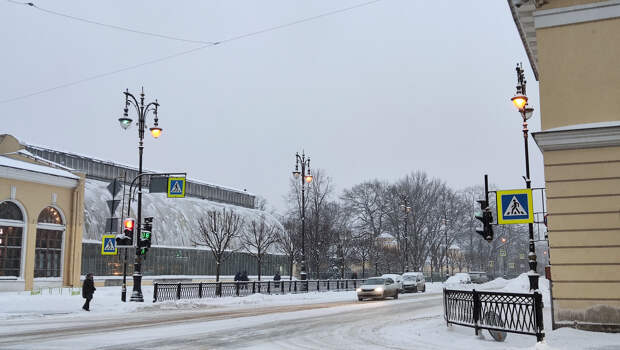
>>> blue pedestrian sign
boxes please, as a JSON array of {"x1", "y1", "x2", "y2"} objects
[
  {"x1": 101, "y1": 235, "x2": 117, "y2": 255},
  {"x1": 496, "y1": 189, "x2": 533, "y2": 224},
  {"x1": 167, "y1": 177, "x2": 186, "y2": 198}
]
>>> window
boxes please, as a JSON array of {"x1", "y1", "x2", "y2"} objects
[
  {"x1": 35, "y1": 207, "x2": 65, "y2": 278},
  {"x1": 0, "y1": 201, "x2": 25, "y2": 277}
]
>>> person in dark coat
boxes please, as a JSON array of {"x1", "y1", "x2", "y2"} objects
[
  {"x1": 82, "y1": 273, "x2": 96, "y2": 311},
  {"x1": 234, "y1": 271, "x2": 241, "y2": 282},
  {"x1": 241, "y1": 271, "x2": 249, "y2": 281},
  {"x1": 273, "y1": 272, "x2": 281, "y2": 281}
]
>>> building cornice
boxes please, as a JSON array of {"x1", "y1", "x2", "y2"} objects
[
  {"x1": 507, "y1": 0, "x2": 540, "y2": 80},
  {"x1": 0, "y1": 165, "x2": 79, "y2": 188},
  {"x1": 532, "y1": 124, "x2": 620, "y2": 151},
  {"x1": 535, "y1": 0, "x2": 620, "y2": 29}
]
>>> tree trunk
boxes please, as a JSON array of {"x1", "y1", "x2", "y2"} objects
[
  {"x1": 215, "y1": 258, "x2": 221, "y2": 282},
  {"x1": 257, "y1": 256, "x2": 262, "y2": 281},
  {"x1": 289, "y1": 255, "x2": 294, "y2": 281}
]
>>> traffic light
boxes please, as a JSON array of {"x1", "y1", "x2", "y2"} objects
[
  {"x1": 117, "y1": 218, "x2": 135, "y2": 247},
  {"x1": 475, "y1": 200, "x2": 494, "y2": 242},
  {"x1": 139, "y1": 217, "x2": 153, "y2": 249}
]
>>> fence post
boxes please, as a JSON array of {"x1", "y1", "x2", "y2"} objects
[
  {"x1": 317, "y1": 280, "x2": 320, "y2": 292},
  {"x1": 236, "y1": 282, "x2": 240, "y2": 296},
  {"x1": 217, "y1": 282, "x2": 222, "y2": 297},
  {"x1": 281, "y1": 281, "x2": 284, "y2": 294},
  {"x1": 534, "y1": 291, "x2": 545, "y2": 341},
  {"x1": 153, "y1": 283, "x2": 158, "y2": 303},
  {"x1": 472, "y1": 289, "x2": 480, "y2": 336},
  {"x1": 177, "y1": 282, "x2": 182, "y2": 300},
  {"x1": 443, "y1": 288, "x2": 448, "y2": 327},
  {"x1": 294, "y1": 281, "x2": 297, "y2": 293},
  {"x1": 346, "y1": 280, "x2": 348, "y2": 290},
  {"x1": 327, "y1": 280, "x2": 330, "y2": 291},
  {"x1": 252, "y1": 281, "x2": 256, "y2": 294},
  {"x1": 198, "y1": 282, "x2": 203, "y2": 299},
  {"x1": 354, "y1": 280, "x2": 357, "y2": 289}
]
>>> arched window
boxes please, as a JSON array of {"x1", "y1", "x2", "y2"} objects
[
  {"x1": 35, "y1": 207, "x2": 65, "y2": 278},
  {"x1": 0, "y1": 201, "x2": 25, "y2": 277}
]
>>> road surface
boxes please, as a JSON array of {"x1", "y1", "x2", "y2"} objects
[{"x1": 0, "y1": 292, "x2": 443, "y2": 349}]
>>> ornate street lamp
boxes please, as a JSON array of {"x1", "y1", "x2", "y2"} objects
[
  {"x1": 118, "y1": 87, "x2": 162, "y2": 302},
  {"x1": 292, "y1": 151, "x2": 312, "y2": 289},
  {"x1": 510, "y1": 63, "x2": 539, "y2": 292}
]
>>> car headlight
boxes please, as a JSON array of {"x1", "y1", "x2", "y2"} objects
[
  {"x1": 356, "y1": 288, "x2": 362, "y2": 292},
  {"x1": 374, "y1": 287, "x2": 384, "y2": 292}
]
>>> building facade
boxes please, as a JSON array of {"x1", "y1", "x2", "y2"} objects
[
  {"x1": 510, "y1": 0, "x2": 620, "y2": 330},
  {"x1": 0, "y1": 135, "x2": 85, "y2": 291}
]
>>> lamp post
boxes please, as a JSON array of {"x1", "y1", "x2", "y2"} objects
[
  {"x1": 399, "y1": 196, "x2": 411, "y2": 272},
  {"x1": 118, "y1": 87, "x2": 162, "y2": 302},
  {"x1": 292, "y1": 151, "x2": 312, "y2": 289},
  {"x1": 510, "y1": 63, "x2": 539, "y2": 291}
]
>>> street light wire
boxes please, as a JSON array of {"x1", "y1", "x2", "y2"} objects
[
  {"x1": 6, "y1": 0, "x2": 215, "y2": 45},
  {"x1": 1, "y1": 0, "x2": 383, "y2": 104}
]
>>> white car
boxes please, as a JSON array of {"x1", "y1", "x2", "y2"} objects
[
  {"x1": 446, "y1": 272, "x2": 472, "y2": 284},
  {"x1": 402, "y1": 272, "x2": 426, "y2": 293},
  {"x1": 356, "y1": 277, "x2": 400, "y2": 301},
  {"x1": 381, "y1": 274, "x2": 404, "y2": 292}
]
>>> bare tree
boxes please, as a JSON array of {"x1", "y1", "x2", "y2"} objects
[
  {"x1": 193, "y1": 208, "x2": 244, "y2": 282},
  {"x1": 241, "y1": 216, "x2": 280, "y2": 281},
  {"x1": 276, "y1": 216, "x2": 298, "y2": 280}
]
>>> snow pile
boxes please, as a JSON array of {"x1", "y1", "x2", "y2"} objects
[{"x1": 478, "y1": 277, "x2": 509, "y2": 290}]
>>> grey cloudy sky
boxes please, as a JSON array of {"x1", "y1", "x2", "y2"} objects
[{"x1": 1, "y1": 0, "x2": 542, "y2": 212}]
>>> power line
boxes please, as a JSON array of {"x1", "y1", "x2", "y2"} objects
[
  {"x1": 1, "y1": 0, "x2": 384, "y2": 104},
  {"x1": 6, "y1": 0, "x2": 215, "y2": 44}
]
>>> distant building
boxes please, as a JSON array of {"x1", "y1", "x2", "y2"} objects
[
  {"x1": 0, "y1": 134, "x2": 287, "y2": 291},
  {"x1": 509, "y1": 0, "x2": 620, "y2": 331}
]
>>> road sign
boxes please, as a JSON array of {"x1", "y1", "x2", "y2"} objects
[
  {"x1": 167, "y1": 177, "x2": 186, "y2": 198},
  {"x1": 499, "y1": 248, "x2": 506, "y2": 257},
  {"x1": 496, "y1": 189, "x2": 533, "y2": 224},
  {"x1": 489, "y1": 261, "x2": 494, "y2": 267},
  {"x1": 107, "y1": 179, "x2": 122, "y2": 198},
  {"x1": 106, "y1": 199, "x2": 120, "y2": 215},
  {"x1": 101, "y1": 235, "x2": 117, "y2": 255}
]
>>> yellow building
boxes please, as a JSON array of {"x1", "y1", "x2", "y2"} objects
[
  {"x1": 510, "y1": 0, "x2": 620, "y2": 330},
  {"x1": 0, "y1": 135, "x2": 84, "y2": 291}
]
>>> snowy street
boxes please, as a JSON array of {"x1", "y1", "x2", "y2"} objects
[{"x1": 1, "y1": 276, "x2": 620, "y2": 349}]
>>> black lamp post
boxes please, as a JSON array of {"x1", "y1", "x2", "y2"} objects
[
  {"x1": 292, "y1": 151, "x2": 312, "y2": 289},
  {"x1": 399, "y1": 196, "x2": 411, "y2": 272},
  {"x1": 510, "y1": 63, "x2": 539, "y2": 291},
  {"x1": 118, "y1": 87, "x2": 162, "y2": 302}
]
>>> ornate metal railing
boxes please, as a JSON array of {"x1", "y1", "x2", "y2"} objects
[
  {"x1": 153, "y1": 279, "x2": 364, "y2": 302},
  {"x1": 443, "y1": 288, "x2": 544, "y2": 341}
]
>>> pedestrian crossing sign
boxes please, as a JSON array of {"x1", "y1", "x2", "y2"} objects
[
  {"x1": 101, "y1": 235, "x2": 117, "y2": 255},
  {"x1": 167, "y1": 177, "x2": 186, "y2": 198},
  {"x1": 496, "y1": 189, "x2": 533, "y2": 224}
]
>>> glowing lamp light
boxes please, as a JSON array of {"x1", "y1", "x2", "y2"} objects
[
  {"x1": 149, "y1": 126, "x2": 162, "y2": 138},
  {"x1": 305, "y1": 175, "x2": 313, "y2": 183},
  {"x1": 511, "y1": 94, "x2": 528, "y2": 110},
  {"x1": 118, "y1": 117, "x2": 133, "y2": 130},
  {"x1": 501, "y1": 238, "x2": 507, "y2": 243}
]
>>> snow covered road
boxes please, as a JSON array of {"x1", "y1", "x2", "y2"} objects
[{"x1": 0, "y1": 292, "x2": 443, "y2": 349}]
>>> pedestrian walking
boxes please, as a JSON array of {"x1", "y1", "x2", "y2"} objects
[{"x1": 82, "y1": 273, "x2": 96, "y2": 311}]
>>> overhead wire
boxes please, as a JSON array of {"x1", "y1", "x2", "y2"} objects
[
  {"x1": 6, "y1": 0, "x2": 215, "y2": 44},
  {"x1": 1, "y1": 0, "x2": 383, "y2": 104}
]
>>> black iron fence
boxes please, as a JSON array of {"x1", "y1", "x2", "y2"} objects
[
  {"x1": 153, "y1": 279, "x2": 364, "y2": 302},
  {"x1": 443, "y1": 288, "x2": 544, "y2": 341}
]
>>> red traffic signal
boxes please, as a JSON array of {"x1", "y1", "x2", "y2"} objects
[{"x1": 124, "y1": 218, "x2": 135, "y2": 230}]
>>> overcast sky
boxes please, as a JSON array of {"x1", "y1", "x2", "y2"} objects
[{"x1": 1, "y1": 0, "x2": 542, "y2": 213}]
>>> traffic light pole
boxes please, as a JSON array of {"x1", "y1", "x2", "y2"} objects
[
  {"x1": 522, "y1": 109, "x2": 540, "y2": 292},
  {"x1": 131, "y1": 130, "x2": 145, "y2": 302}
]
